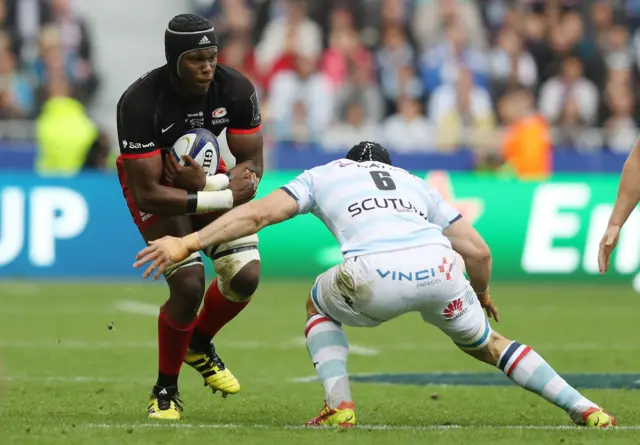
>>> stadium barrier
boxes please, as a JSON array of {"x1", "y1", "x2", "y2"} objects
[{"x1": 0, "y1": 171, "x2": 635, "y2": 284}]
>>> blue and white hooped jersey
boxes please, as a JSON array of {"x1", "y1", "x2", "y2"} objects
[{"x1": 281, "y1": 159, "x2": 462, "y2": 258}]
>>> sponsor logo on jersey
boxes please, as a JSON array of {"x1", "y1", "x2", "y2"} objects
[
  {"x1": 377, "y1": 268, "x2": 439, "y2": 282},
  {"x1": 124, "y1": 141, "x2": 155, "y2": 150},
  {"x1": 347, "y1": 197, "x2": 428, "y2": 221},
  {"x1": 376, "y1": 256, "x2": 454, "y2": 289},
  {"x1": 211, "y1": 118, "x2": 229, "y2": 126},
  {"x1": 438, "y1": 256, "x2": 454, "y2": 280},
  {"x1": 186, "y1": 112, "x2": 204, "y2": 129},
  {"x1": 443, "y1": 298, "x2": 468, "y2": 321},
  {"x1": 212, "y1": 107, "x2": 227, "y2": 118}
]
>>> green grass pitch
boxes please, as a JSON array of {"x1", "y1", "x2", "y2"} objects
[{"x1": 0, "y1": 280, "x2": 639, "y2": 444}]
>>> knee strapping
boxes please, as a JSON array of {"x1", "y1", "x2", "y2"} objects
[
  {"x1": 453, "y1": 318, "x2": 493, "y2": 350},
  {"x1": 206, "y1": 234, "x2": 260, "y2": 302},
  {"x1": 164, "y1": 252, "x2": 203, "y2": 279}
]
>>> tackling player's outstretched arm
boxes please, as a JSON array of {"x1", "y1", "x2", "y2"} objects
[
  {"x1": 134, "y1": 189, "x2": 298, "y2": 279},
  {"x1": 598, "y1": 139, "x2": 640, "y2": 274},
  {"x1": 192, "y1": 188, "x2": 297, "y2": 248}
]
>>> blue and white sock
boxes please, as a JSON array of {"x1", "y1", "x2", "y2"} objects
[
  {"x1": 304, "y1": 314, "x2": 351, "y2": 409},
  {"x1": 497, "y1": 341, "x2": 599, "y2": 422}
]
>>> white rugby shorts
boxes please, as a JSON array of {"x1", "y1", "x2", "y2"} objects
[{"x1": 310, "y1": 244, "x2": 492, "y2": 349}]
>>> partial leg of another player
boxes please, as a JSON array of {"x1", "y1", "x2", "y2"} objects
[
  {"x1": 185, "y1": 215, "x2": 261, "y2": 396},
  {"x1": 142, "y1": 216, "x2": 206, "y2": 420},
  {"x1": 434, "y1": 288, "x2": 617, "y2": 428}
]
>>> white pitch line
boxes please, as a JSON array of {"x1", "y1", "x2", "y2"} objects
[
  {"x1": 292, "y1": 375, "x2": 319, "y2": 383},
  {"x1": 115, "y1": 300, "x2": 159, "y2": 316},
  {"x1": 2, "y1": 339, "x2": 638, "y2": 353},
  {"x1": 0, "y1": 283, "x2": 41, "y2": 295},
  {"x1": 286, "y1": 336, "x2": 379, "y2": 356},
  {"x1": 0, "y1": 341, "x2": 157, "y2": 349},
  {"x1": 3, "y1": 376, "x2": 134, "y2": 383},
  {"x1": 0, "y1": 338, "x2": 380, "y2": 356},
  {"x1": 86, "y1": 423, "x2": 640, "y2": 431}
]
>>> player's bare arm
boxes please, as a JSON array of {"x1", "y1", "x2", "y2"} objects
[
  {"x1": 598, "y1": 138, "x2": 640, "y2": 274},
  {"x1": 443, "y1": 219, "x2": 498, "y2": 321},
  {"x1": 123, "y1": 154, "x2": 200, "y2": 214},
  {"x1": 228, "y1": 131, "x2": 264, "y2": 179},
  {"x1": 134, "y1": 189, "x2": 297, "y2": 279},
  {"x1": 124, "y1": 152, "x2": 256, "y2": 216}
]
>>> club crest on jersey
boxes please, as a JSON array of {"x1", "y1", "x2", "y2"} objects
[{"x1": 212, "y1": 107, "x2": 227, "y2": 118}]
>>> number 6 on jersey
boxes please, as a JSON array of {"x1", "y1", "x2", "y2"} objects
[{"x1": 370, "y1": 171, "x2": 396, "y2": 191}]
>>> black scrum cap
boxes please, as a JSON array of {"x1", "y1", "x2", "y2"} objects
[
  {"x1": 165, "y1": 14, "x2": 218, "y2": 79},
  {"x1": 345, "y1": 141, "x2": 393, "y2": 165}
]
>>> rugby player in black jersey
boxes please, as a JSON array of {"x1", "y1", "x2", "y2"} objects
[{"x1": 116, "y1": 13, "x2": 263, "y2": 419}]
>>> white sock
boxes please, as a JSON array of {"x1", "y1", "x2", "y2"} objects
[
  {"x1": 304, "y1": 314, "x2": 351, "y2": 409},
  {"x1": 497, "y1": 341, "x2": 599, "y2": 422}
]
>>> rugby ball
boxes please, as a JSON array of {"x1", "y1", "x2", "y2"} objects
[{"x1": 170, "y1": 128, "x2": 221, "y2": 176}]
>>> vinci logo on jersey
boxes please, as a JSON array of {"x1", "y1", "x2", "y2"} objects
[
  {"x1": 439, "y1": 257, "x2": 454, "y2": 280},
  {"x1": 376, "y1": 257, "x2": 454, "y2": 284},
  {"x1": 443, "y1": 298, "x2": 468, "y2": 321}
]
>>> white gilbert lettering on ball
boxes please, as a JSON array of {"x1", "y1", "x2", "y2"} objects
[
  {"x1": 0, "y1": 187, "x2": 88, "y2": 267},
  {"x1": 522, "y1": 183, "x2": 590, "y2": 273}
]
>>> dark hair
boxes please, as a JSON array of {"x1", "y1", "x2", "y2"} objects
[
  {"x1": 168, "y1": 14, "x2": 213, "y2": 33},
  {"x1": 345, "y1": 141, "x2": 392, "y2": 165}
]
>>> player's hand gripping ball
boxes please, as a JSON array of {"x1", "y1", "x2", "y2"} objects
[{"x1": 165, "y1": 128, "x2": 222, "y2": 191}]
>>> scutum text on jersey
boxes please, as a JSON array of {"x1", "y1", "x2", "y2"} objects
[{"x1": 347, "y1": 197, "x2": 428, "y2": 220}]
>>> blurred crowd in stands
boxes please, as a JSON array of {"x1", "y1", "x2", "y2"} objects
[
  {"x1": 0, "y1": 0, "x2": 107, "y2": 173},
  {"x1": 0, "y1": 0, "x2": 98, "y2": 118},
  {"x1": 190, "y1": 0, "x2": 640, "y2": 176},
  {"x1": 3, "y1": 0, "x2": 640, "y2": 176}
]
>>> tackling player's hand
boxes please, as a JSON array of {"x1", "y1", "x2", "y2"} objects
[
  {"x1": 228, "y1": 166, "x2": 258, "y2": 205},
  {"x1": 476, "y1": 290, "x2": 499, "y2": 322},
  {"x1": 165, "y1": 154, "x2": 206, "y2": 191},
  {"x1": 133, "y1": 235, "x2": 199, "y2": 280},
  {"x1": 598, "y1": 224, "x2": 621, "y2": 275}
]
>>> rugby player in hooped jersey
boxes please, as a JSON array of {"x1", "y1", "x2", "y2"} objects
[{"x1": 116, "y1": 13, "x2": 264, "y2": 419}]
